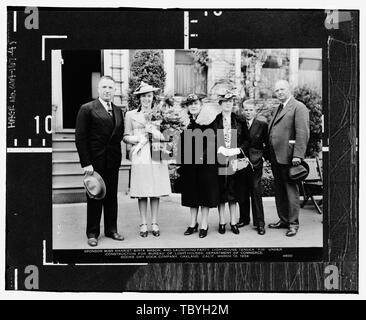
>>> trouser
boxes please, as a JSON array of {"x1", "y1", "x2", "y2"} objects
[
  {"x1": 270, "y1": 150, "x2": 300, "y2": 227},
  {"x1": 86, "y1": 167, "x2": 119, "y2": 238},
  {"x1": 239, "y1": 164, "x2": 265, "y2": 227}
]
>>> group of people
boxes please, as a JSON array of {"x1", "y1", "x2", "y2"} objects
[{"x1": 75, "y1": 76, "x2": 310, "y2": 247}]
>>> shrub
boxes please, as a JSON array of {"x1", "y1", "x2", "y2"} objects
[
  {"x1": 260, "y1": 163, "x2": 275, "y2": 197},
  {"x1": 293, "y1": 86, "x2": 323, "y2": 157},
  {"x1": 128, "y1": 50, "x2": 166, "y2": 110},
  {"x1": 239, "y1": 85, "x2": 323, "y2": 158}
]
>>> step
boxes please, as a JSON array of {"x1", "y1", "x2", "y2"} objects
[
  {"x1": 52, "y1": 170, "x2": 130, "y2": 188},
  {"x1": 53, "y1": 162, "x2": 83, "y2": 174},
  {"x1": 53, "y1": 132, "x2": 75, "y2": 140},
  {"x1": 52, "y1": 160, "x2": 132, "y2": 174},
  {"x1": 52, "y1": 149, "x2": 80, "y2": 161},
  {"x1": 53, "y1": 139, "x2": 76, "y2": 150},
  {"x1": 53, "y1": 189, "x2": 86, "y2": 204},
  {"x1": 53, "y1": 175, "x2": 84, "y2": 189},
  {"x1": 52, "y1": 169, "x2": 131, "y2": 203}
]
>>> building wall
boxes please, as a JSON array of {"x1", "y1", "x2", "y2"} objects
[
  {"x1": 103, "y1": 49, "x2": 130, "y2": 110},
  {"x1": 116, "y1": 48, "x2": 322, "y2": 106},
  {"x1": 298, "y1": 49, "x2": 322, "y2": 95},
  {"x1": 207, "y1": 49, "x2": 237, "y2": 96}
]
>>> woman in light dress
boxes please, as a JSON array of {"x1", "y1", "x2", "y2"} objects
[{"x1": 123, "y1": 82, "x2": 171, "y2": 238}]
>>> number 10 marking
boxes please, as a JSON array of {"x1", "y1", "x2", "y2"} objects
[
  {"x1": 34, "y1": 115, "x2": 52, "y2": 134},
  {"x1": 204, "y1": 11, "x2": 223, "y2": 16}
]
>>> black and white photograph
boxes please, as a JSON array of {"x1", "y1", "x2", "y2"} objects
[
  {"x1": 5, "y1": 5, "x2": 359, "y2": 293},
  {"x1": 51, "y1": 48, "x2": 324, "y2": 262}
]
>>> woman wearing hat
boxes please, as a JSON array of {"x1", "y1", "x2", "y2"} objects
[
  {"x1": 213, "y1": 91, "x2": 251, "y2": 235},
  {"x1": 177, "y1": 94, "x2": 220, "y2": 238},
  {"x1": 123, "y1": 81, "x2": 171, "y2": 237}
]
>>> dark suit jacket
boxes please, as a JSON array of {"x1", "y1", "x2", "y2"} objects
[
  {"x1": 247, "y1": 118, "x2": 269, "y2": 169},
  {"x1": 75, "y1": 99, "x2": 124, "y2": 170},
  {"x1": 268, "y1": 97, "x2": 310, "y2": 165}
]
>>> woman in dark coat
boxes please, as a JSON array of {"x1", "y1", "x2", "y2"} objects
[
  {"x1": 177, "y1": 94, "x2": 220, "y2": 238},
  {"x1": 213, "y1": 91, "x2": 251, "y2": 235}
]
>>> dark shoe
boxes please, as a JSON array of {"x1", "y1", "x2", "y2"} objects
[
  {"x1": 268, "y1": 221, "x2": 289, "y2": 229},
  {"x1": 257, "y1": 226, "x2": 266, "y2": 235},
  {"x1": 218, "y1": 224, "x2": 226, "y2": 234},
  {"x1": 230, "y1": 224, "x2": 240, "y2": 235},
  {"x1": 199, "y1": 227, "x2": 208, "y2": 238},
  {"x1": 184, "y1": 223, "x2": 199, "y2": 235},
  {"x1": 237, "y1": 221, "x2": 250, "y2": 228},
  {"x1": 87, "y1": 237, "x2": 98, "y2": 247},
  {"x1": 105, "y1": 232, "x2": 124, "y2": 241},
  {"x1": 140, "y1": 224, "x2": 148, "y2": 238},
  {"x1": 286, "y1": 227, "x2": 298, "y2": 237},
  {"x1": 151, "y1": 223, "x2": 160, "y2": 237}
]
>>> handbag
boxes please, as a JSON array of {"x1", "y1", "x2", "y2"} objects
[{"x1": 231, "y1": 149, "x2": 253, "y2": 172}]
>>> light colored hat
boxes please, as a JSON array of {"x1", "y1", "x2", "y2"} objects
[
  {"x1": 83, "y1": 171, "x2": 106, "y2": 200},
  {"x1": 133, "y1": 81, "x2": 160, "y2": 95}
]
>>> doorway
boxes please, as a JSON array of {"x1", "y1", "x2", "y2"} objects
[
  {"x1": 61, "y1": 50, "x2": 102, "y2": 129},
  {"x1": 174, "y1": 50, "x2": 207, "y2": 96}
]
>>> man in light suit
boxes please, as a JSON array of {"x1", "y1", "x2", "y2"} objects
[
  {"x1": 75, "y1": 76, "x2": 125, "y2": 247},
  {"x1": 268, "y1": 80, "x2": 310, "y2": 237}
]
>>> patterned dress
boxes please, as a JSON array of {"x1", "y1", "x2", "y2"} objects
[{"x1": 214, "y1": 112, "x2": 251, "y2": 203}]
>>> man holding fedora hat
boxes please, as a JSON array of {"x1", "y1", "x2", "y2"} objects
[
  {"x1": 76, "y1": 75, "x2": 125, "y2": 247},
  {"x1": 268, "y1": 80, "x2": 310, "y2": 237}
]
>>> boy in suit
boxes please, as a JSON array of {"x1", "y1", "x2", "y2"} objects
[{"x1": 238, "y1": 100, "x2": 268, "y2": 235}]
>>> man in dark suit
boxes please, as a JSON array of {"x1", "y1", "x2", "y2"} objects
[
  {"x1": 238, "y1": 101, "x2": 268, "y2": 235},
  {"x1": 268, "y1": 80, "x2": 310, "y2": 237},
  {"x1": 75, "y1": 76, "x2": 125, "y2": 247}
]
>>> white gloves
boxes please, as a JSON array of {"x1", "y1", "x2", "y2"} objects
[
  {"x1": 217, "y1": 146, "x2": 241, "y2": 157},
  {"x1": 132, "y1": 135, "x2": 149, "y2": 156}
]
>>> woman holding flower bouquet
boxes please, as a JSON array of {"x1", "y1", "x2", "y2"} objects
[
  {"x1": 177, "y1": 94, "x2": 220, "y2": 239},
  {"x1": 123, "y1": 82, "x2": 171, "y2": 238}
]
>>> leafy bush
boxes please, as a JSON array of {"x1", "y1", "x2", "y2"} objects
[
  {"x1": 293, "y1": 86, "x2": 322, "y2": 157},
  {"x1": 260, "y1": 163, "x2": 275, "y2": 197},
  {"x1": 239, "y1": 85, "x2": 322, "y2": 158},
  {"x1": 128, "y1": 50, "x2": 166, "y2": 110}
]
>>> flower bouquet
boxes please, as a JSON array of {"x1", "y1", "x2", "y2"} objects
[{"x1": 132, "y1": 100, "x2": 190, "y2": 161}]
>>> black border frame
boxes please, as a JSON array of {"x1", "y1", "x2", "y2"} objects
[{"x1": 6, "y1": 8, "x2": 359, "y2": 292}]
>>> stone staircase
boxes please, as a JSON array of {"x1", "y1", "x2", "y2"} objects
[{"x1": 52, "y1": 133, "x2": 131, "y2": 204}]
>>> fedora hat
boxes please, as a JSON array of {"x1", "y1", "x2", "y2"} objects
[
  {"x1": 83, "y1": 171, "x2": 106, "y2": 200},
  {"x1": 133, "y1": 81, "x2": 160, "y2": 95},
  {"x1": 288, "y1": 160, "x2": 310, "y2": 182}
]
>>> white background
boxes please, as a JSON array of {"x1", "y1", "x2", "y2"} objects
[{"x1": 0, "y1": 0, "x2": 364, "y2": 300}]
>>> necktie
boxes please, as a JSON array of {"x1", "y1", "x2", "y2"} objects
[
  {"x1": 247, "y1": 120, "x2": 251, "y2": 129},
  {"x1": 275, "y1": 103, "x2": 284, "y2": 120},
  {"x1": 106, "y1": 102, "x2": 113, "y2": 117},
  {"x1": 269, "y1": 103, "x2": 284, "y2": 133}
]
